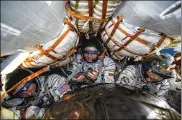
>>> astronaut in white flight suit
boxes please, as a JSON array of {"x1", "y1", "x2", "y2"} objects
[
  {"x1": 116, "y1": 53, "x2": 174, "y2": 101},
  {"x1": 67, "y1": 37, "x2": 116, "y2": 90},
  {"x1": 1, "y1": 68, "x2": 70, "y2": 119}
]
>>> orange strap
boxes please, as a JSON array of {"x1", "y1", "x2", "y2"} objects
[
  {"x1": 97, "y1": 0, "x2": 108, "y2": 33},
  {"x1": 88, "y1": 0, "x2": 93, "y2": 33},
  {"x1": 110, "y1": 16, "x2": 123, "y2": 37},
  {"x1": 44, "y1": 51, "x2": 58, "y2": 60},
  {"x1": 65, "y1": 1, "x2": 106, "y2": 23},
  {"x1": 25, "y1": 28, "x2": 72, "y2": 63},
  {"x1": 88, "y1": 0, "x2": 93, "y2": 17},
  {"x1": 41, "y1": 18, "x2": 78, "y2": 60},
  {"x1": 38, "y1": 29, "x2": 70, "y2": 59},
  {"x1": 111, "y1": 19, "x2": 150, "y2": 46},
  {"x1": 104, "y1": 16, "x2": 123, "y2": 45},
  {"x1": 103, "y1": 30, "x2": 139, "y2": 56},
  {"x1": 48, "y1": 30, "x2": 70, "y2": 53},
  {"x1": 26, "y1": 18, "x2": 73, "y2": 62},
  {"x1": 25, "y1": 19, "x2": 77, "y2": 64},
  {"x1": 23, "y1": 45, "x2": 43, "y2": 63},
  {"x1": 23, "y1": 18, "x2": 77, "y2": 68},
  {"x1": 1, "y1": 66, "x2": 49, "y2": 98},
  {"x1": 64, "y1": 18, "x2": 78, "y2": 33},
  {"x1": 102, "y1": 0, "x2": 108, "y2": 19},
  {"x1": 146, "y1": 33, "x2": 166, "y2": 57},
  {"x1": 20, "y1": 62, "x2": 34, "y2": 68},
  {"x1": 135, "y1": 37, "x2": 151, "y2": 46},
  {"x1": 73, "y1": 0, "x2": 79, "y2": 30},
  {"x1": 35, "y1": 45, "x2": 57, "y2": 60},
  {"x1": 110, "y1": 18, "x2": 129, "y2": 36},
  {"x1": 54, "y1": 36, "x2": 78, "y2": 61},
  {"x1": 114, "y1": 28, "x2": 145, "y2": 52},
  {"x1": 52, "y1": 50, "x2": 58, "y2": 54},
  {"x1": 155, "y1": 33, "x2": 166, "y2": 48}
]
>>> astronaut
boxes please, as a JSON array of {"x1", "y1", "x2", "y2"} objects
[
  {"x1": 1, "y1": 68, "x2": 70, "y2": 119},
  {"x1": 116, "y1": 53, "x2": 174, "y2": 101},
  {"x1": 67, "y1": 36, "x2": 116, "y2": 90}
]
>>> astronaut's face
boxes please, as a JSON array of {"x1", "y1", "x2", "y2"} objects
[
  {"x1": 83, "y1": 47, "x2": 99, "y2": 63},
  {"x1": 146, "y1": 69, "x2": 163, "y2": 82},
  {"x1": 20, "y1": 83, "x2": 36, "y2": 97}
]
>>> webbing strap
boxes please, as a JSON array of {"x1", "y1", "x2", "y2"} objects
[
  {"x1": 43, "y1": 18, "x2": 78, "y2": 59},
  {"x1": 44, "y1": 51, "x2": 58, "y2": 60},
  {"x1": 102, "y1": 0, "x2": 108, "y2": 19},
  {"x1": 65, "y1": 1, "x2": 106, "y2": 23},
  {"x1": 59, "y1": 36, "x2": 78, "y2": 60},
  {"x1": 114, "y1": 28, "x2": 145, "y2": 52},
  {"x1": 156, "y1": 33, "x2": 166, "y2": 48},
  {"x1": 25, "y1": 19, "x2": 76, "y2": 63},
  {"x1": 104, "y1": 16, "x2": 123, "y2": 45},
  {"x1": 35, "y1": 45, "x2": 57, "y2": 60},
  {"x1": 52, "y1": 50, "x2": 58, "y2": 54},
  {"x1": 110, "y1": 16, "x2": 123, "y2": 37},
  {"x1": 21, "y1": 61, "x2": 30, "y2": 68},
  {"x1": 74, "y1": 0, "x2": 80, "y2": 31},
  {"x1": 111, "y1": 19, "x2": 150, "y2": 46},
  {"x1": 98, "y1": 0, "x2": 108, "y2": 32},
  {"x1": 146, "y1": 33, "x2": 166, "y2": 57},
  {"x1": 103, "y1": 30, "x2": 139, "y2": 56},
  {"x1": 48, "y1": 30, "x2": 70, "y2": 52},
  {"x1": 55, "y1": 37, "x2": 78, "y2": 61},
  {"x1": 38, "y1": 29, "x2": 70, "y2": 59},
  {"x1": 88, "y1": 0, "x2": 93, "y2": 33},
  {"x1": 1, "y1": 66, "x2": 49, "y2": 98},
  {"x1": 64, "y1": 18, "x2": 78, "y2": 33},
  {"x1": 88, "y1": 0, "x2": 93, "y2": 17}
]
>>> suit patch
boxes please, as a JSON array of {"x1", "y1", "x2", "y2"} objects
[
  {"x1": 108, "y1": 69, "x2": 115, "y2": 72},
  {"x1": 108, "y1": 73, "x2": 114, "y2": 76},
  {"x1": 57, "y1": 83, "x2": 69, "y2": 95}
]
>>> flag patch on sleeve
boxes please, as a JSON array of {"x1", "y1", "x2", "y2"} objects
[
  {"x1": 108, "y1": 69, "x2": 115, "y2": 76},
  {"x1": 57, "y1": 83, "x2": 69, "y2": 95}
]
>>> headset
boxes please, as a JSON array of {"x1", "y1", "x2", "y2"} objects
[{"x1": 142, "y1": 63, "x2": 172, "y2": 79}]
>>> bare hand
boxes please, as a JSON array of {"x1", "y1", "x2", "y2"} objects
[
  {"x1": 73, "y1": 74, "x2": 85, "y2": 81},
  {"x1": 87, "y1": 69, "x2": 99, "y2": 80}
]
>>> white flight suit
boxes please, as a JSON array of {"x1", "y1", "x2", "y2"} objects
[
  {"x1": 116, "y1": 64, "x2": 170, "y2": 101},
  {"x1": 38, "y1": 74, "x2": 69, "y2": 102},
  {"x1": 68, "y1": 54, "x2": 116, "y2": 84},
  {"x1": 2, "y1": 74, "x2": 70, "y2": 119}
]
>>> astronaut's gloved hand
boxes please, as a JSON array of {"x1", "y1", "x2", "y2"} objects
[{"x1": 25, "y1": 105, "x2": 45, "y2": 119}]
